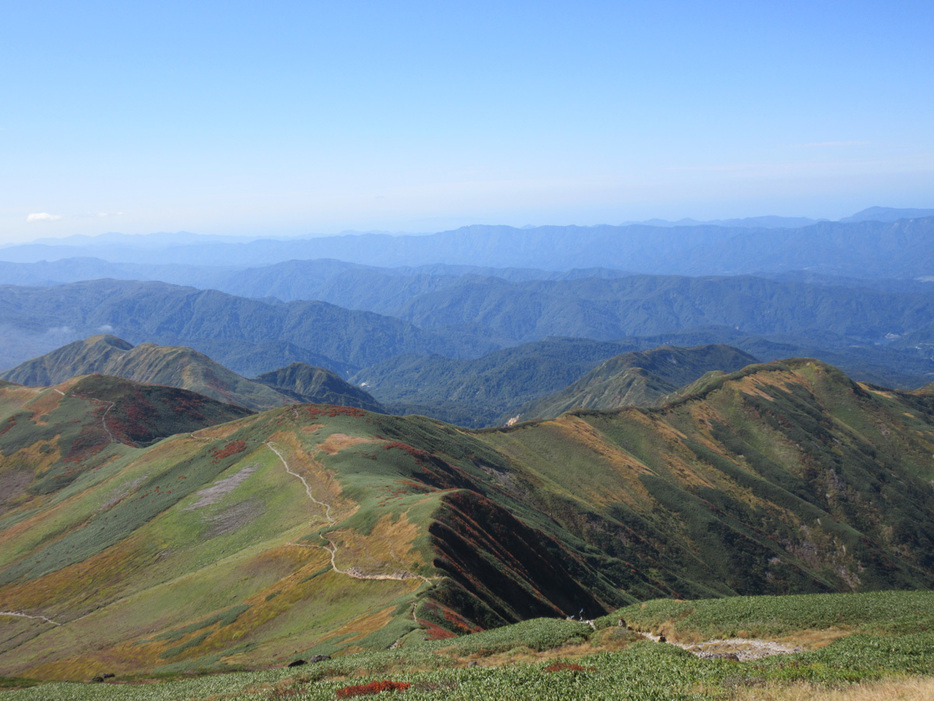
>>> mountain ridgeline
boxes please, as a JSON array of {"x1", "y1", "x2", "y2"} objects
[
  {"x1": 0, "y1": 335, "x2": 382, "y2": 413},
  {"x1": 3, "y1": 357, "x2": 934, "y2": 679},
  {"x1": 1, "y1": 213, "x2": 933, "y2": 276},
  {"x1": 509, "y1": 344, "x2": 758, "y2": 423}
]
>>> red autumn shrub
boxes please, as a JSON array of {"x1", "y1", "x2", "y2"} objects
[
  {"x1": 211, "y1": 439, "x2": 246, "y2": 462},
  {"x1": 335, "y1": 680, "x2": 411, "y2": 698}
]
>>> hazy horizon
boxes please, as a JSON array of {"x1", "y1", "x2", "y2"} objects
[{"x1": 4, "y1": 2, "x2": 932, "y2": 243}]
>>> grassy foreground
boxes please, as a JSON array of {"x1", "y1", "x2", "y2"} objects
[{"x1": 3, "y1": 590, "x2": 934, "y2": 700}]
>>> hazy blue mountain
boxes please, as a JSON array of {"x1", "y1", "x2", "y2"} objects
[
  {"x1": 0, "y1": 280, "x2": 495, "y2": 375},
  {"x1": 635, "y1": 215, "x2": 821, "y2": 228},
  {"x1": 840, "y1": 206, "x2": 934, "y2": 223},
  {"x1": 2, "y1": 215, "x2": 932, "y2": 278},
  {"x1": 0, "y1": 257, "x2": 237, "y2": 288},
  {"x1": 392, "y1": 274, "x2": 934, "y2": 346}
]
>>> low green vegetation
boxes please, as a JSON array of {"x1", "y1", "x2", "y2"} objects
[
  {"x1": 605, "y1": 590, "x2": 934, "y2": 639},
  {"x1": 3, "y1": 591, "x2": 934, "y2": 699}
]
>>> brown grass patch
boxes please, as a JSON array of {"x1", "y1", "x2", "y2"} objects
[
  {"x1": 22, "y1": 390, "x2": 62, "y2": 424},
  {"x1": 328, "y1": 512, "x2": 423, "y2": 576},
  {"x1": 0, "y1": 534, "x2": 150, "y2": 615},
  {"x1": 453, "y1": 639, "x2": 599, "y2": 668},
  {"x1": 327, "y1": 606, "x2": 397, "y2": 645},
  {"x1": 267, "y1": 431, "x2": 350, "y2": 516},
  {"x1": 726, "y1": 677, "x2": 934, "y2": 701},
  {"x1": 777, "y1": 627, "x2": 850, "y2": 649},
  {"x1": 318, "y1": 433, "x2": 374, "y2": 455},
  {"x1": 549, "y1": 416, "x2": 653, "y2": 507}
]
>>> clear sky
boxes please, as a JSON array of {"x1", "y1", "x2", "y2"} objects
[{"x1": 3, "y1": 0, "x2": 932, "y2": 242}]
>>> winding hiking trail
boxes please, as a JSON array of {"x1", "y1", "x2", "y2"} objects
[
  {"x1": 0, "y1": 611, "x2": 60, "y2": 626},
  {"x1": 266, "y1": 441, "x2": 433, "y2": 584},
  {"x1": 267, "y1": 441, "x2": 334, "y2": 524}
]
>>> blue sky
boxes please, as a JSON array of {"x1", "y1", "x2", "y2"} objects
[{"x1": 3, "y1": 1, "x2": 932, "y2": 242}]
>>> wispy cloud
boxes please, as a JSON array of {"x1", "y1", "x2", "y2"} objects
[{"x1": 26, "y1": 212, "x2": 62, "y2": 223}]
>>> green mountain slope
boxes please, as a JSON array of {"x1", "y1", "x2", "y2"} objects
[
  {"x1": 0, "y1": 335, "x2": 295, "y2": 411},
  {"x1": 3, "y1": 359, "x2": 934, "y2": 680},
  {"x1": 511, "y1": 344, "x2": 757, "y2": 422},
  {"x1": 255, "y1": 362, "x2": 383, "y2": 412}
]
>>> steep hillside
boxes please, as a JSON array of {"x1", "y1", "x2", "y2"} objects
[
  {"x1": 511, "y1": 345, "x2": 757, "y2": 422},
  {"x1": 255, "y1": 362, "x2": 383, "y2": 412},
  {"x1": 0, "y1": 335, "x2": 294, "y2": 411},
  {"x1": 3, "y1": 359, "x2": 934, "y2": 680}
]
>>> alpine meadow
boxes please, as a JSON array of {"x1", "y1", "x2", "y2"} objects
[{"x1": 3, "y1": 2, "x2": 934, "y2": 699}]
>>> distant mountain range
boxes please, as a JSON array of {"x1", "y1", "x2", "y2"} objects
[
  {"x1": 0, "y1": 279, "x2": 494, "y2": 376},
  {"x1": 2, "y1": 273, "x2": 934, "y2": 412},
  {"x1": 1, "y1": 210, "x2": 933, "y2": 278}
]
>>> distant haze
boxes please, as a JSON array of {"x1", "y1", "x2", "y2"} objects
[{"x1": 3, "y1": 3, "x2": 932, "y2": 242}]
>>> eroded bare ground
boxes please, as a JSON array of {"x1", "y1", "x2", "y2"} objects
[{"x1": 640, "y1": 631, "x2": 801, "y2": 660}]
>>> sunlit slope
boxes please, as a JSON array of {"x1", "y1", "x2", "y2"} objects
[
  {"x1": 480, "y1": 358, "x2": 934, "y2": 598},
  {"x1": 0, "y1": 390, "x2": 614, "y2": 680},
  {"x1": 4, "y1": 359, "x2": 934, "y2": 680}
]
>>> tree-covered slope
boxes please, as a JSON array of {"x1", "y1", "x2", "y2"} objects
[
  {"x1": 353, "y1": 339, "x2": 640, "y2": 427},
  {"x1": 0, "y1": 280, "x2": 496, "y2": 375},
  {"x1": 255, "y1": 362, "x2": 383, "y2": 412}
]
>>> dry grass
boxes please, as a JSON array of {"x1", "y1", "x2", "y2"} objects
[
  {"x1": 318, "y1": 433, "x2": 373, "y2": 455},
  {"x1": 728, "y1": 677, "x2": 934, "y2": 701}
]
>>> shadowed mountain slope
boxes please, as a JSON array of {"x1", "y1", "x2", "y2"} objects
[
  {"x1": 3, "y1": 359, "x2": 934, "y2": 679},
  {"x1": 255, "y1": 362, "x2": 383, "y2": 412},
  {"x1": 511, "y1": 344, "x2": 758, "y2": 422}
]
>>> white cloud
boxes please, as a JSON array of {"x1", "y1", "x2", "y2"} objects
[{"x1": 26, "y1": 212, "x2": 62, "y2": 223}]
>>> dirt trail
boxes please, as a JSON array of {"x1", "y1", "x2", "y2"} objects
[
  {"x1": 0, "y1": 611, "x2": 61, "y2": 626},
  {"x1": 267, "y1": 442, "x2": 433, "y2": 584},
  {"x1": 266, "y1": 442, "x2": 334, "y2": 523}
]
